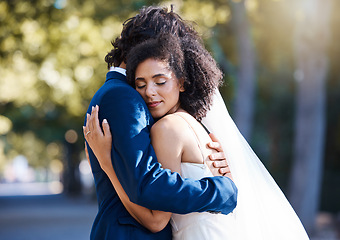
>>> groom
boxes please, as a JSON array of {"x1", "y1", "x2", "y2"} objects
[{"x1": 85, "y1": 6, "x2": 237, "y2": 240}]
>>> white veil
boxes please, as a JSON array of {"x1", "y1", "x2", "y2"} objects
[{"x1": 202, "y1": 90, "x2": 309, "y2": 239}]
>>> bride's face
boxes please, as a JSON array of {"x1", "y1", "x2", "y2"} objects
[{"x1": 134, "y1": 58, "x2": 184, "y2": 119}]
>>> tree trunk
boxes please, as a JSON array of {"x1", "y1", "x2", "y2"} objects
[
  {"x1": 229, "y1": 0, "x2": 256, "y2": 140},
  {"x1": 289, "y1": 0, "x2": 332, "y2": 234},
  {"x1": 63, "y1": 141, "x2": 82, "y2": 196}
]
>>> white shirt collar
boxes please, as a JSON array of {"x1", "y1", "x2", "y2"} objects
[{"x1": 109, "y1": 67, "x2": 126, "y2": 76}]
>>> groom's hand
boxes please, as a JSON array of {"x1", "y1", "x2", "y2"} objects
[{"x1": 207, "y1": 133, "x2": 233, "y2": 180}]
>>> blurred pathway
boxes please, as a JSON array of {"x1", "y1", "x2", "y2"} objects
[
  {"x1": 0, "y1": 194, "x2": 97, "y2": 240},
  {"x1": 0, "y1": 194, "x2": 338, "y2": 240}
]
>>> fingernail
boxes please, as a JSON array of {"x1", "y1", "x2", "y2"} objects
[
  {"x1": 92, "y1": 106, "x2": 94, "y2": 111},
  {"x1": 103, "y1": 119, "x2": 108, "y2": 123}
]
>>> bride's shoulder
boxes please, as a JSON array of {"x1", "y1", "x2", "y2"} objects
[{"x1": 151, "y1": 113, "x2": 189, "y2": 136}]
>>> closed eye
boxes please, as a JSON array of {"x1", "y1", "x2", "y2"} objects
[
  {"x1": 136, "y1": 85, "x2": 146, "y2": 89},
  {"x1": 156, "y1": 81, "x2": 166, "y2": 86}
]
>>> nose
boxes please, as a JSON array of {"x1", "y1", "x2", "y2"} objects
[{"x1": 145, "y1": 84, "x2": 156, "y2": 97}]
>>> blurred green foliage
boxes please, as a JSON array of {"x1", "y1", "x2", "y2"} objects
[{"x1": 0, "y1": 0, "x2": 339, "y2": 210}]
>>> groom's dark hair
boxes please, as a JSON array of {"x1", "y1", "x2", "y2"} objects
[{"x1": 105, "y1": 5, "x2": 200, "y2": 68}]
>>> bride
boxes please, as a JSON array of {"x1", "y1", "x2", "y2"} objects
[{"x1": 84, "y1": 34, "x2": 309, "y2": 239}]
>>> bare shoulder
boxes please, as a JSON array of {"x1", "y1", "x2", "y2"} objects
[
  {"x1": 150, "y1": 115, "x2": 187, "y2": 172},
  {"x1": 150, "y1": 114, "x2": 190, "y2": 141}
]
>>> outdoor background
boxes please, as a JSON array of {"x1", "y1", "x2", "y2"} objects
[{"x1": 0, "y1": 0, "x2": 339, "y2": 239}]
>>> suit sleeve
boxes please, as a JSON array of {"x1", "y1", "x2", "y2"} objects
[{"x1": 97, "y1": 85, "x2": 237, "y2": 215}]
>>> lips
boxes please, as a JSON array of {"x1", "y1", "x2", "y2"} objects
[{"x1": 147, "y1": 101, "x2": 161, "y2": 108}]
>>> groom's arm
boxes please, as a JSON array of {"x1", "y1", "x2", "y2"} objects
[{"x1": 94, "y1": 85, "x2": 237, "y2": 214}]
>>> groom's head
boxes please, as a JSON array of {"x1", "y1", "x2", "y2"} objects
[{"x1": 105, "y1": 5, "x2": 200, "y2": 69}]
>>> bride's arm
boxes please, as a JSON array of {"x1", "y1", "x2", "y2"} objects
[
  {"x1": 99, "y1": 154, "x2": 172, "y2": 233},
  {"x1": 84, "y1": 107, "x2": 171, "y2": 233},
  {"x1": 85, "y1": 144, "x2": 170, "y2": 232}
]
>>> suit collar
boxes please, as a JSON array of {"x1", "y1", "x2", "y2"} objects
[{"x1": 105, "y1": 71, "x2": 127, "y2": 83}]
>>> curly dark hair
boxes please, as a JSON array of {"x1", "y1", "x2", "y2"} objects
[
  {"x1": 105, "y1": 5, "x2": 200, "y2": 68},
  {"x1": 126, "y1": 35, "x2": 223, "y2": 121},
  {"x1": 126, "y1": 35, "x2": 185, "y2": 87}
]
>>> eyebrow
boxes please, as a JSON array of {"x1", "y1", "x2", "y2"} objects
[{"x1": 135, "y1": 73, "x2": 167, "y2": 81}]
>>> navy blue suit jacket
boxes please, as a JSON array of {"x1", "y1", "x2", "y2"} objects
[{"x1": 86, "y1": 71, "x2": 237, "y2": 239}]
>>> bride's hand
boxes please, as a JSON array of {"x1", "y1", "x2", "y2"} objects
[{"x1": 83, "y1": 105, "x2": 112, "y2": 171}]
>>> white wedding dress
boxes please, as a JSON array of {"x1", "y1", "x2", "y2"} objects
[
  {"x1": 170, "y1": 91, "x2": 309, "y2": 240},
  {"x1": 170, "y1": 162, "x2": 237, "y2": 240}
]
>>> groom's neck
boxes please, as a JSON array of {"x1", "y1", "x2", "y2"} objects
[{"x1": 119, "y1": 62, "x2": 126, "y2": 69}]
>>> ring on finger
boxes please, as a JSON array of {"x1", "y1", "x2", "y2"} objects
[{"x1": 85, "y1": 131, "x2": 91, "y2": 136}]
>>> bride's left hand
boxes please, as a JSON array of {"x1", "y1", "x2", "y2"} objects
[{"x1": 83, "y1": 105, "x2": 112, "y2": 171}]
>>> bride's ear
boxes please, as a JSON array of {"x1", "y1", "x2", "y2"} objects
[
  {"x1": 180, "y1": 86, "x2": 185, "y2": 92},
  {"x1": 179, "y1": 78, "x2": 185, "y2": 92}
]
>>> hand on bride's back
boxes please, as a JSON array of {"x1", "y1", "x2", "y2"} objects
[
  {"x1": 83, "y1": 105, "x2": 113, "y2": 171},
  {"x1": 207, "y1": 133, "x2": 233, "y2": 181}
]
